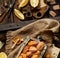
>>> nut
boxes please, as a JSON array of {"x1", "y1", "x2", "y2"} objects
[
  {"x1": 26, "y1": 52, "x2": 32, "y2": 56},
  {"x1": 14, "y1": 9, "x2": 24, "y2": 20},
  {"x1": 30, "y1": 0, "x2": 39, "y2": 8},
  {"x1": 29, "y1": 46, "x2": 37, "y2": 52},
  {"x1": 18, "y1": 0, "x2": 29, "y2": 8},
  {"x1": 31, "y1": 55, "x2": 39, "y2": 58},
  {"x1": 28, "y1": 41, "x2": 38, "y2": 46},
  {"x1": 37, "y1": 42, "x2": 44, "y2": 51}
]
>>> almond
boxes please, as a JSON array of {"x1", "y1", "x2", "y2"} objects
[
  {"x1": 28, "y1": 41, "x2": 38, "y2": 46},
  {"x1": 29, "y1": 46, "x2": 37, "y2": 52},
  {"x1": 34, "y1": 51, "x2": 40, "y2": 55},
  {"x1": 31, "y1": 55, "x2": 39, "y2": 58},
  {"x1": 23, "y1": 45, "x2": 30, "y2": 53},
  {"x1": 26, "y1": 52, "x2": 32, "y2": 57},
  {"x1": 37, "y1": 42, "x2": 44, "y2": 51},
  {"x1": 30, "y1": 0, "x2": 39, "y2": 8}
]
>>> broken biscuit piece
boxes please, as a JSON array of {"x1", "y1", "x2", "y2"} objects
[{"x1": 49, "y1": 11, "x2": 56, "y2": 17}]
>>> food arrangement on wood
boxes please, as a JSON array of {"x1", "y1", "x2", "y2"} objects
[
  {"x1": 4, "y1": 19, "x2": 60, "y2": 58},
  {"x1": 0, "y1": 0, "x2": 49, "y2": 21},
  {"x1": 0, "y1": 0, "x2": 60, "y2": 32},
  {"x1": 0, "y1": 0, "x2": 60, "y2": 23},
  {"x1": 0, "y1": 0, "x2": 60, "y2": 58}
]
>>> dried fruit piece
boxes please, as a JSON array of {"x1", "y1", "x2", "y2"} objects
[
  {"x1": 31, "y1": 55, "x2": 39, "y2": 58},
  {"x1": 14, "y1": 9, "x2": 24, "y2": 20},
  {"x1": 18, "y1": 0, "x2": 29, "y2": 8},
  {"x1": 30, "y1": 0, "x2": 39, "y2": 8},
  {"x1": 0, "y1": 52, "x2": 7, "y2": 58},
  {"x1": 29, "y1": 46, "x2": 37, "y2": 52},
  {"x1": 37, "y1": 42, "x2": 44, "y2": 51},
  {"x1": 28, "y1": 41, "x2": 38, "y2": 46}
]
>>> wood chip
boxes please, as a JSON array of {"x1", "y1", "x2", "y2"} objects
[
  {"x1": 49, "y1": 11, "x2": 56, "y2": 17},
  {"x1": 53, "y1": 5, "x2": 60, "y2": 10}
]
